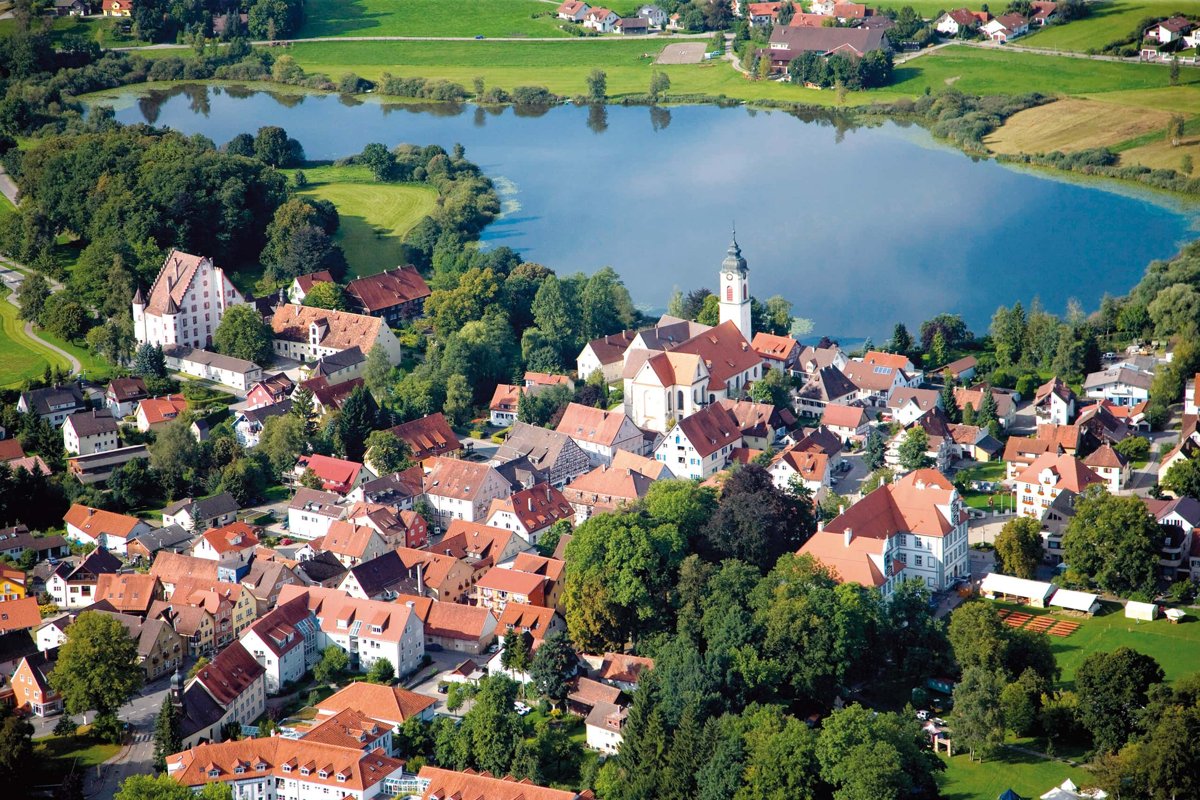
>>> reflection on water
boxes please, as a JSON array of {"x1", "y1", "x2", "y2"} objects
[{"x1": 106, "y1": 84, "x2": 1199, "y2": 339}]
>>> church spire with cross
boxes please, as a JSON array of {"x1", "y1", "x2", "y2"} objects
[{"x1": 718, "y1": 227, "x2": 752, "y2": 340}]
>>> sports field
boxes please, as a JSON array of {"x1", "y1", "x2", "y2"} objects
[
  {"x1": 285, "y1": 164, "x2": 439, "y2": 278},
  {"x1": 298, "y1": 0, "x2": 569, "y2": 39}
]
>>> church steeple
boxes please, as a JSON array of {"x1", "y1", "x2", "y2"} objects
[{"x1": 718, "y1": 229, "x2": 752, "y2": 340}]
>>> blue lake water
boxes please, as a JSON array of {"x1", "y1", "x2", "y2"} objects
[{"x1": 105, "y1": 85, "x2": 1199, "y2": 340}]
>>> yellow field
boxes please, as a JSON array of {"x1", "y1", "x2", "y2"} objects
[
  {"x1": 985, "y1": 98, "x2": 1175, "y2": 154},
  {"x1": 1119, "y1": 135, "x2": 1200, "y2": 175}
]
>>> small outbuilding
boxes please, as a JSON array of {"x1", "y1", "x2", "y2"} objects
[
  {"x1": 980, "y1": 573, "x2": 1056, "y2": 608},
  {"x1": 1048, "y1": 589, "x2": 1100, "y2": 616},
  {"x1": 1124, "y1": 600, "x2": 1158, "y2": 621}
]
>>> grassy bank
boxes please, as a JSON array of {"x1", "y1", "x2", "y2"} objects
[
  {"x1": 938, "y1": 749, "x2": 1090, "y2": 800},
  {"x1": 1024, "y1": 0, "x2": 1200, "y2": 52},
  {"x1": 0, "y1": 287, "x2": 71, "y2": 389},
  {"x1": 281, "y1": 164, "x2": 439, "y2": 278},
  {"x1": 299, "y1": 0, "x2": 569, "y2": 39}
]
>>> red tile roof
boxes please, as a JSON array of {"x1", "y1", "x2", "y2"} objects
[
  {"x1": 64, "y1": 505, "x2": 144, "y2": 540},
  {"x1": 388, "y1": 413, "x2": 461, "y2": 460},
  {"x1": 488, "y1": 484, "x2": 574, "y2": 534},
  {"x1": 346, "y1": 266, "x2": 431, "y2": 313},
  {"x1": 824, "y1": 469, "x2": 962, "y2": 541},
  {"x1": 555, "y1": 403, "x2": 633, "y2": 448},
  {"x1": 316, "y1": 680, "x2": 435, "y2": 725},
  {"x1": 821, "y1": 403, "x2": 867, "y2": 430},
  {"x1": 192, "y1": 641, "x2": 264, "y2": 706},
  {"x1": 0, "y1": 596, "x2": 41, "y2": 634},
  {"x1": 1014, "y1": 452, "x2": 1105, "y2": 493},
  {"x1": 94, "y1": 573, "x2": 160, "y2": 614},
  {"x1": 296, "y1": 454, "x2": 363, "y2": 494},
  {"x1": 675, "y1": 404, "x2": 742, "y2": 458},
  {"x1": 169, "y1": 737, "x2": 404, "y2": 792},
  {"x1": 138, "y1": 395, "x2": 188, "y2": 426},
  {"x1": 490, "y1": 384, "x2": 523, "y2": 413},
  {"x1": 294, "y1": 270, "x2": 335, "y2": 294},
  {"x1": 200, "y1": 522, "x2": 260, "y2": 555},
  {"x1": 0, "y1": 439, "x2": 24, "y2": 461},
  {"x1": 672, "y1": 320, "x2": 761, "y2": 393},
  {"x1": 417, "y1": 767, "x2": 591, "y2": 800}
]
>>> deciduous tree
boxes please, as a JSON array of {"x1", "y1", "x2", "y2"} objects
[
  {"x1": 897, "y1": 426, "x2": 932, "y2": 471},
  {"x1": 953, "y1": 666, "x2": 1006, "y2": 760},
  {"x1": 213, "y1": 305, "x2": 272, "y2": 365},
  {"x1": 1063, "y1": 489, "x2": 1163, "y2": 597},
  {"x1": 301, "y1": 281, "x2": 346, "y2": 310},
  {"x1": 994, "y1": 516, "x2": 1043, "y2": 579},
  {"x1": 50, "y1": 611, "x2": 141, "y2": 740},
  {"x1": 1076, "y1": 647, "x2": 1164, "y2": 753},
  {"x1": 365, "y1": 430, "x2": 413, "y2": 475},
  {"x1": 701, "y1": 464, "x2": 816, "y2": 571}
]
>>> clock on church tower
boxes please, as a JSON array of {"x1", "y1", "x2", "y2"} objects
[{"x1": 718, "y1": 231, "x2": 752, "y2": 341}]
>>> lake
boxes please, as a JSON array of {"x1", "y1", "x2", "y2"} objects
[{"x1": 104, "y1": 84, "x2": 1198, "y2": 340}]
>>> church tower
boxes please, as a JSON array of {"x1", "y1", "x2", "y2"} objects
[{"x1": 718, "y1": 231, "x2": 752, "y2": 341}]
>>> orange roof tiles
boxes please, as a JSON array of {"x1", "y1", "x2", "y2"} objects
[
  {"x1": 345, "y1": 266, "x2": 430, "y2": 314},
  {"x1": 388, "y1": 413, "x2": 461, "y2": 460},
  {"x1": 417, "y1": 766, "x2": 591, "y2": 800},
  {"x1": 823, "y1": 469, "x2": 961, "y2": 541},
  {"x1": 497, "y1": 603, "x2": 558, "y2": 639},
  {"x1": 270, "y1": 303, "x2": 386, "y2": 354},
  {"x1": 476, "y1": 567, "x2": 546, "y2": 599},
  {"x1": 1014, "y1": 452, "x2": 1105, "y2": 493},
  {"x1": 555, "y1": 403, "x2": 633, "y2": 448},
  {"x1": 200, "y1": 522, "x2": 260, "y2": 555},
  {"x1": 821, "y1": 403, "x2": 867, "y2": 429},
  {"x1": 170, "y1": 737, "x2": 404, "y2": 792},
  {"x1": 138, "y1": 394, "x2": 189, "y2": 426},
  {"x1": 751, "y1": 332, "x2": 798, "y2": 361},
  {"x1": 94, "y1": 573, "x2": 160, "y2": 614},
  {"x1": 672, "y1": 320, "x2": 761, "y2": 392},
  {"x1": 0, "y1": 596, "x2": 40, "y2": 634},
  {"x1": 489, "y1": 484, "x2": 574, "y2": 533},
  {"x1": 64, "y1": 504, "x2": 144, "y2": 540},
  {"x1": 490, "y1": 383, "x2": 523, "y2": 413},
  {"x1": 316, "y1": 681, "x2": 436, "y2": 725}
]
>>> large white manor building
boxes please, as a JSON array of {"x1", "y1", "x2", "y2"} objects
[{"x1": 133, "y1": 250, "x2": 246, "y2": 349}]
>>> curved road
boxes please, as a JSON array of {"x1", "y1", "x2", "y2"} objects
[{"x1": 0, "y1": 256, "x2": 82, "y2": 378}]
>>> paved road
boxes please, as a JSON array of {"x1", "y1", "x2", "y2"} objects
[
  {"x1": 115, "y1": 31, "x2": 717, "y2": 51},
  {"x1": 0, "y1": 164, "x2": 18, "y2": 207},
  {"x1": 0, "y1": 261, "x2": 83, "y2": 376},
  {"x1": 83, "y1": 677, "x2": 171, "y2": 800}
]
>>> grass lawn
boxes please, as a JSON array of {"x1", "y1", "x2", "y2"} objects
[
  {"x1": 34, "y1": 326, "x2": 114, "y2": 383},
  {"x1": 990, "y1": 600, "x2": 1200, "y2": 689},
  {"x1": 0, "y1": 287, "x2": 70, "y2": 389},
  {"x1": 32, "y1": 727, "x2": 121, "y2": 785},
  {"x1": 283, "y1": 164, "x2": 438, "y2": 278},
  {"x1": 0, "y1": 15, "x2": 150, "y2": 48},
  {"x1": 299, "y1": 0, "x2": 569, "y2": 39},
  {"x1": 937, "y1": 749, "x2": 1092, "y2": 800},
  {"x1": 1024, "y1": 0, "x2": 1200, "y2": 52}
]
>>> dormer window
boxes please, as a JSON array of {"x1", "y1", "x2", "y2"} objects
[
  {"x1": 317, "y1": 770, "x2": 329, "y2": 779},
  {"x1": 299, "y1": 767, "x2": 310, "y2": 776},
  {"x1": 282, "y1": 765, "x2": 292, "y2": 773},
  {"x1": 370, "y1": 625, "x2": 382, "y2": 634},
  {"x1": 234, "y1": 766, "x2": 246, "y2": 774},
  {"x1": 337, "y1": 774, "x2": 347, "y2": 783},
  {"x1": 208, "y1": 769, "x2": 220, "y2": 778}
]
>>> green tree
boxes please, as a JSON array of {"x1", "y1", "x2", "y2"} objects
[
  {"x1": 152, "y1": 696, "x2": 182, "y2": 772},
  {"x1": 314, "y1": 646, "x2": 349, "y2": 685},
  {"x1": 367, "y1": 657, "x2": 395, "y2": 683},
  {"x1": 990, "y1": 302, "x2": 1027, "y2": 368},
  {"x1": 953, "y1": 665, "x2": 1006, "y2": 760},
  {"x1": 1163, "y1": 456, "x2": 1200, "y2": 499},
  {"x1": 301, "y1": 281, "x2": 346, "y2": 310},
  {"x1": 696, "y1": 293, "x2": 721, "y2": 326},
  {"x1": 940, "y1": 381, "x2": 961, "y2": 423},
  {"x1": 359, "y1": 142, "x2": 396, "y2": 181},
  {"x1": 365, "y1": 430, "x2": 414, "y2": 475},
  {"x1": 1000, "y1": 668, "x2": 1046, "y2": 737},
  {"x1": 863, "y1": 427, "x2": 885, "y2": 470},
  {"x1": 39, "y1": 293, "x2": 88, "y2": 341},
  {"x1": 0, "y1": 710, "x2": 33, "y2": 792},
  {"x1": 86, "y1": 317, "x2": 136, "y2": 366},
  {"x1": 363, "y1": 343, "x2": 393, "y2": 403},
  {"x1": 50, "y1": 611, "x2": 141, "y2": 741},
  {"x1": 975, "y1": 389, "x2": 999, "y2": 431},
  {"x1": 701, "y1": 463, "x2": 816, "y2": 571},
  {"x1": 115, "y1": 774, "x2": 232, "y2": 800},
  {"x1": 528, "y1": 630, "x2": 578, "y2": 708},
  {"x1": 1139, "y1": 704, "x2": 1200, "y2": 800},
  {"x1": 816, "y1": 703, "x2": 940, "y2": 800},
  {"x1": 948, "y1": 601, "x2": 1009, "y2": 673},
  {"x1": 580, "y1": 266, "x2": 634, "y2": 342},
  {"x1": 1062, "y1": 489, "x2": 1163, "y2": 597},
  {"x1": 586, "y1": 69, "x2": 607, "y2": 101},
  {"x1": 1076, "y1": 647, "x2": 1164, "y2": 753},
  {"x1": 461, "y1": 675, "x2": 522, "y2": 775},
  {"x1": 739, "y1": 709, "x2": 821, "y2": 800},
  {"x1": 500, "y1": 629, "x2": 533, "y2": 677},
  {"x1": 897, "y1": 426, "x2": 932, "y2": 471},
  {"x1": 994, "y1": 516, "x2": 1043, "y2": 579},
  {"x1": 928, "y1": 329, "x2": 949, "y2": 368},
  {"x1": 334, "y1": 384, "x2": 377, "y2": 462},
  {"x1": 213, "y1": 305, "x2": 272, "y2": 365},
  {"x1": 253, "y1": 125, "x2": 303, "y2": 168},
  {"x1": 443, "y1": 373, "x2": 473, "y2": 428},
  {"x1": 258, "y1": 413, "x2": 306, "y2": 475},
  {"x1": 133, "y1": 343, "x2": 166, "y2": 378},
  {"x1": 889, "y1": 322, "x2": 913, "y2": 354},
  {"x1": 290, "y1": 386, "x2": 317, "y2": 436},
  {"x1": 149, "y1": 420, "x2": 203, "y2": 499},
  {"x1": 16, "y1": 272, "x2": 49, "y2": 322},
  {"x1": 648, "y1": 70, "x2": 671, "y2": 101},
  {"x1": 747, "y1": 366, "x2": 790, "y2": 409}
]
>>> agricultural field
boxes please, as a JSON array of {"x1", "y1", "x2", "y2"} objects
[
  {"x1": 298, "y1": 0, "x2": 570, "y2": 39},
  {"x1": 283, "y1": 164, "x2": 439, "y2": 278},
  {"x1": 985, "y1": 97, "x2": 1175, "y2": 153},
  {"x1": 1024, "y1": 0, "x2": 1200, "y2": 52}
]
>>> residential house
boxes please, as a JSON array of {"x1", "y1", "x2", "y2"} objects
[
  {"x1": 747, "y1": 1, "x2": 780, "y2": 26},
  {"x1": 489, "y1": 383, "x2": 523, "y2": 426},
  {"x1": 934, "y1": 7, "x2": 986, "y2": 35},
  {"x1": 0, "y1": 596, "x2": 40, "y2": 637},
  {"x1": 593, "y1": 652, "x2": 654, "y2": 693},
  {"x1": 437, "y1": 521, "x2": 527, "y2": 568},
  {"x1": 386, "y1": 413, "x2": 462, "y2": 462},
  {"x1": 416, "y1": 767, "x2": 595, "y2": 800},
  {"x1": 815, "y1": 404, "x2": 867, "y2": 444},
  {"x1": 110, "y1": 611, "x2": 185, "y2": 681},
  {"x1": 751, "y1": 332, "x2": 801, "y2": 373},
  {"x1": 126, "y1": 524, "x2": 192, "y2": 564},
  {"x1": 269, "y1": 303, "x2": 403, "y2": 366},
  {"x1": 1083, "y1": 365, "x2": 1153, "y2": 407},
  {"x1": 0, "y1": 526, "x2": 68, "y2": 562},
  {"x1": 17, "y1": 384, "x2": 84, "y2": 427},
  {"x1": 239, "y1": 594, "x2": 319, "y2": 693},
  {"x1": 396, "y1": 547, "x2": 478, "y2": 603},
  {"x1": 808, "y1": 470, "x2": 970, "y2": 596},
  {"x1": 0, "y1": 567, "x2": 25, "y2": 602},
  {"x1": 1083, "y1": 443, "x2": 1130, "y2": 493},
  {"x1": 941, "y1": 356, "x2": 978, "y2": 382},
  {"x1": 313, "y1": 522, "x2": 390, "y2": 569},
  {"x1": 61, "y1": 410, "x2": 119, "y2": 456},
  {"x1": 795, "y1": 345, "x2": 848, "y2": 379},
  {"x1": 485, "y1": 484, "x2": 574, "y2": 547},
  {"x1": 94, "y1": 572, "x2": 163, "y2": 616},
  {"x1": 843, "y1": 358, "x2": 914, "y2": 408},
  {"x1": 191, "y1": 522, "x2": 261, "y2": 574},
  {"x1": 133, "y1": 250, "x2": 246, "y2": 349},
  {"x1": 982, "y1": 12, "x2": 1029, "y2": 42},
  {"x1": 1035, "y1": 377, "x2": 1077, "y2": 425},
  {"x1": 567, "y1": 676, "x2": 622, "y2": 717},
  {"x1": 64, "y1": 505, "x2": 153, "y2": 555},
  {"x1": 395, "y1": 594, "x2": 499, "y2": 655},
  {"x1": 166, "y1": 736, "x2": 407, "y2": 799},
  {"x1": 555, "y1": 403, "x2": 644, "y2": 466},
  {"x1": 557, "y1": 0, "x2": 590, "y2": 21},
  {"x1": 1187, "y1": 373, "x2": 1200, "y2": 415},
  {"x1": 887, "y1": 388, "x2": 942, "y2": 427},
  {"x1": 1147, "y1": 15, "x2": 1193, "y2": 43},
  {"x1": 1030, "y1": 0, "x2": 1057, "y2": 24},
  {"x1": 564, "y1": 462, "x2": 657, "y2": 523},
  {"x1": 348, "y1": 466, "x2": 425, "y2": 509},
  {"x1": 102, "y1": 0, "x2": 131, "y2": 17},
  {"x1": 345, "y1": 502, "x2": 429, "y2": 550},
  {"x1": 504, "y1": 552, "x2": 565, "y2": 608},
  {"x1": 245, "y1": 373, "x2": 295, "y2": 409},
  {"x1": 493, "y1": 422, "x2": 592, "y2": 488},
  {"x1": 162, "y1": 346, "x2": 263, "y2": 392},
  {"x1": 954, "y1": 385, "x2": 1018, "y2": 429},
  {"x1": 718, "y1": 398, "x2": 794, "y2": 451},
  {"x1": 768, "y1": 443, "x2": 830, "y2": 496},
  {"x1": 66, "y1": 444, "x2": 146, "y2": 486},
  {"x1": 294, "y1": 453, "x2": 371, "y2": 495},
  {"x1": 164, "y1": 576, "x2": 256, "y2": 649},
  {"x1": 287, "y1": 488, "x2": 346, "y2": 540},
  {"x1": 496, "y1": 602, "x2": 563, "y2": 644},
  {"x1": 345, "y1": 266, "x2": 431, "y2": 325},
  {"x1": 763, "y1": 25, "x2": 890, "y2": 70},
  {"x1": 301, "y1": 348, "x2": 367, "y2": 386},
  {"x1": 637, "y1": 3, "x2": 666, "y2": 27},
  {"x1": 1013, "y1": 452, "x2": 1104, "y2": 546},
  {"x1": 180, "y1": 641, "x2": 266, "y2": 747},
  {"x1": 576, "y1": 329, "x2": 639, "y2": 385},
  {"x1": 105, "y1": 377, "x2": 148, "y2": 418},
  {"x1": 794, "y1": 366, "x2": 857, "y2": 418},
  {"x1": 300, "y1": 376, "x2": 367, "y2": 420},
  {"x1": 315, "y1": 681, "x2": 436, "y2": 729},
  {"x1": 241, "y1": 557, "x2": 303, "y2": 616},
  {"x1": 136, "y1": 394, "x2": 189, "y2": 432},
  {"x1": 233, "y1": 400, "x2": 293, "y2": 448},
  {"x1": 586, "y1": 702, "x2": 628, "y2": 754},
  {"x1": 11, "y1": 650, "x2": 61, "y2": 716},
  {"x1": 583, "y1": 6, "x2": 618, "y2": 31},
  {"x1": 651, "y1": 404, "x2": 742, "y2": 480},
  {"x1": 163, "y1": 492, "x2": 240, "y2": 532},
  {"x1": 422, "y1": 457, "x2": 512, "y2": 530},
  {"x1": 474, "y1": 567, "x2": 547, "y2": 614},
  {"x1": 1147, "y1": 496, "x2": 1200, "y2": 579},
  {"x1": 277, "y1": 585, "x2": 425, "y2": 678},
  {"x1": 152, "y1": 602, "x2": 217, "y2": 658},
  {"x1": 45, "y1": 548, "x2": 121, "y2": 609},
  {"x1": 287, "y1": 270, "x2": 335, "y2": 305}
]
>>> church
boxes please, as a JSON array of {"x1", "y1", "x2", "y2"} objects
[
  {"x1": 133, "y1": 250, "x2": 246, "y2": 350},
  {"x1": 620, "y1": 235, "x2": 764, "y2": 433}
]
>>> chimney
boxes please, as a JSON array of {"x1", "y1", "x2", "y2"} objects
[
  {"x1": 405, "y1": 600, "x2": 415, "y2": 609},
  {"x1": 416, "y1": 562, "x2": 424, "y2": 596},
  {"x1": 843, "y1": 527, "x2": 853, "y2": 548},
  {"x1": 817, "y1": 518, "x2": 825, "y2": 532},
  {"x1": 528, "y1": 497, "x2": 534, "y2": 512}
]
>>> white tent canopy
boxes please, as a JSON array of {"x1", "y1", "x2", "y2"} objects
[
  {"x1": 1125, "y1": 600, "x2": 1158, "y2": 621},
  {"x1": 980, "y1": 573, "x2": 1056, "y2": 607},
  {"x1": 1049, "y1": 589, "x2": 1099, "y2": 614}
]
